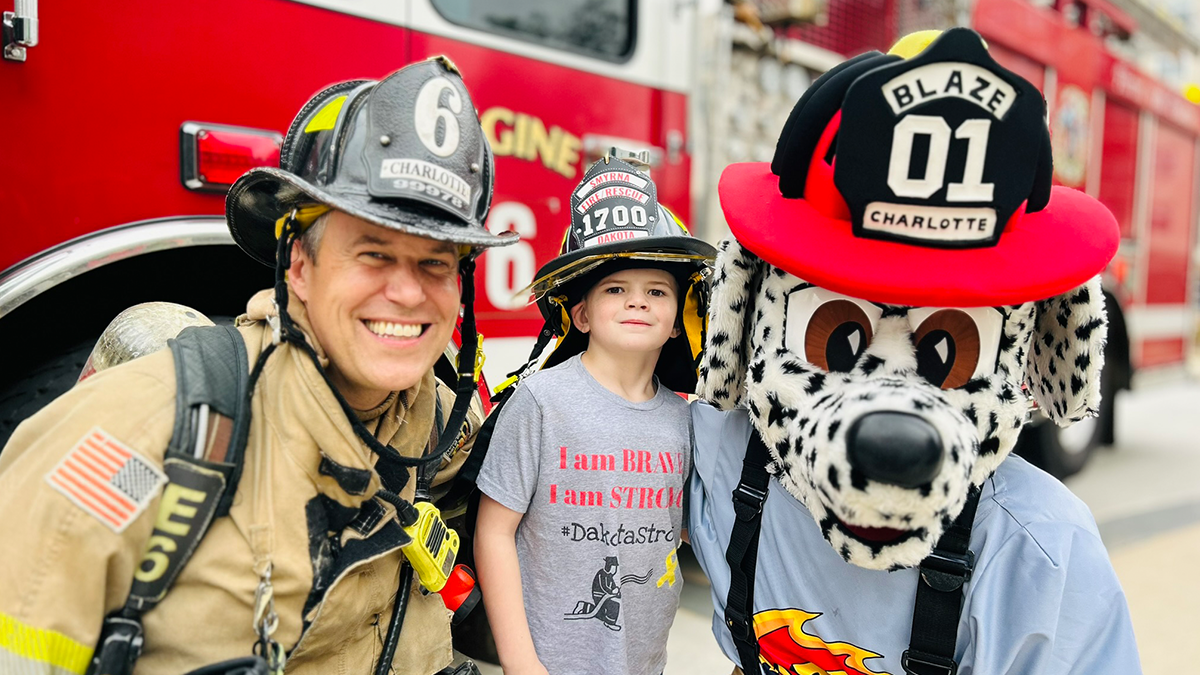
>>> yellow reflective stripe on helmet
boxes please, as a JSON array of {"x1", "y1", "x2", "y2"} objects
[
  {"x1": 683, "y1": 272, "x2": 706, "y2": 363},
  {"x1": 304, "y1": 95, "x2": 349, "y2": 133},
  {"x1": 274, "y1": 204, "x2": 333, "y2": 240},
  {"x1": 0, "y1": 612, "x2": 92, "y2": 675},
  {"x1": 660, "y1": 204, "x2": 690, "y2": 235}
]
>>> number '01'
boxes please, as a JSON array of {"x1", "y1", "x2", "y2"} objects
[{"x1": 887, "y1": 115, "x2": 994, "y2": 202}]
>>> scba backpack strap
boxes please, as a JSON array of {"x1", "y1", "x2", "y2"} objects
[
  {"x1": 723, "y1": 430, "x2": 979, "y2": 675},
  {"x1": 88, "y1": 325, "x2": 251, "y2": 675}
]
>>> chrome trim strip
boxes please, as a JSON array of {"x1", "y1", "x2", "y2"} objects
[{"x1": 0, "y1": 217, "x2": 233, "y2": 317}]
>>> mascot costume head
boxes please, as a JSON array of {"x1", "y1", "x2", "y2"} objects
[{"x1": 697, "y1": 28, "x2": 1118, "y2": 571}]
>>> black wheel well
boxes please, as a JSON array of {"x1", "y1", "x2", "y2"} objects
[
  {"x1": 0, "y1": 244, "x2": 272, "y2": 390},
  {"x1": 1102, "y1": 289, "x2": 1133, "y2": 391}
]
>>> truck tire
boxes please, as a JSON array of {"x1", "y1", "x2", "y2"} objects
[
  {"x1": 0, "y1": 315, "x2": 236, "y2": 455},
  {"x1": 1015, "y1": 352, "x2": 1117, "y2": 479},
  {"x1": 0, "y1": 338, "x2": 96, "y2": 453}
]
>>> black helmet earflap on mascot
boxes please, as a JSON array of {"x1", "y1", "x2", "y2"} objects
[{"x1": 503, "y1": 151, "x2": 717, "y2": 396}]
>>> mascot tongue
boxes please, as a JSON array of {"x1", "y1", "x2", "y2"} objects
[{"x1": 842, "y1": 523, "x2": 908, "y2": 542}]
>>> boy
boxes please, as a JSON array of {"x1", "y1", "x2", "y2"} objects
[{"x1": 474, "y1": 154, "x2": 716, "y2": 675}]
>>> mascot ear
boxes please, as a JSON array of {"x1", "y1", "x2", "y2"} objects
[
  {"x1": 696, "y1": 238, "x2": 764, "y2": 409},
  {"x1": 1025, "y1": 276, "x2": 1107, "y2": 425}
]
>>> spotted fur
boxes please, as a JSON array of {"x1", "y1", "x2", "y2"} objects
[{"x1": 697, "y1": 238, "x2": 1108, "y2": 570}]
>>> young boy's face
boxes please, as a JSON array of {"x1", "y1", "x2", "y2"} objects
[{"x1": 571, "y1": 267, "x2": 681, "y2": 356}]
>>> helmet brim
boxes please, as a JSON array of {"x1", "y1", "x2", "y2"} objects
[
  {"x1": 719, "y1": 163, "x2": 1119, "y2": 307},
  {"x1": 227, "y1": 167, "x2": 518, "y2": 267}
]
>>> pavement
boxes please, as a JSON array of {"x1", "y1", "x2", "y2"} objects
[{"x1": 472, "y1": 380, "x2": 1200, "y2": 674}]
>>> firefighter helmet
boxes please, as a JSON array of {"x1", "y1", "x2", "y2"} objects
[
  {"x1": 226, "y1": 56, "x2": 515, "y2": 267},
  {"x1": 521, "y1": 155, "x2": 717, "y2": 393}
]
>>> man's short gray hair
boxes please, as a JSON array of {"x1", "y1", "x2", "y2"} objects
[{"x1": 298, "y1": 210, "x2": 331, "y2": 263}]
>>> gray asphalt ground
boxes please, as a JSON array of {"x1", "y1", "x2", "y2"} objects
[{"x1": 472, "y1": 379, "x2": 1200, "y2": 674}]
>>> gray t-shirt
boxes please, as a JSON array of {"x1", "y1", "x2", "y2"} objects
[{"x1": 477, "y1": 355, "x2": 690, "y2": 675}]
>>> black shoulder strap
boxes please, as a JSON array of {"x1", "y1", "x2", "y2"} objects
[
  {"x1": 724, "y1": 427, "x2": 772, "y2": 675},
  {"x1": 902, "y1": 487, "x2": 980, "y2": 675},
  {"x1": 89, "y1": 325, "x2": 251, "y2": 675},
  {"x1": 436, "y1": 376, "x2": 516, "y2": 514}
]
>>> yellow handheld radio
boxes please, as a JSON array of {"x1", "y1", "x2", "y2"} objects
[{"x1": 400, "y1": 501, "x2": 459, "y2": 593}]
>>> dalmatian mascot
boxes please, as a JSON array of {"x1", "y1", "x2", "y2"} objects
[{"x1": 687, "y1": 29, "x2": 1141, "y2": 675}]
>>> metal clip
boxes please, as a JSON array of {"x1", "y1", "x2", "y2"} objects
[
  {"x1": 252, "y1": 565, "x2": 285, "y2": 675},
  {"x1": 268, "y1": 304, "x2": 282, "y2": 346}
]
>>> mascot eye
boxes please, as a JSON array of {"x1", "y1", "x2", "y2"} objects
[
  {"x1": 912, "y1": 309, "x2": 981, "y2": 389},
  {"x1": 785, "y1": 287, "x2": 880, "y2": 372},
  {"x1": 804, "y1": 300, "x2": 874, "y2": 372}
]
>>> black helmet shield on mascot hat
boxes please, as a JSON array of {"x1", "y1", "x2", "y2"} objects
[
  {"x1": 222, "y1": 57, "x2": 512, "y2": 515},
  {"x1": 720, "y1": 27, "x2": 1117, "y2": 308},
  {"x1": 515, "y1": 155, "x2": 717, "y2": 394}
]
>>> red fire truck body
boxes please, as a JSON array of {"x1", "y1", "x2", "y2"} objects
[
  {"x1": 976, "y1": 0, "x2": 1199, "y2": 376},
  {"x1": 0, "y1": 0, "x2": 691, "y2": 443}
]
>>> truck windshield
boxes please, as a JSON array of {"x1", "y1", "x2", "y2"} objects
[{"x1": 430, "y1": 0, "x2": 636, "y2": 61}]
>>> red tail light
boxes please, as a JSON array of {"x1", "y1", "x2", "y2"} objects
[{"x1": 180, "y1": 122, "x2": 282, "y2": 192}]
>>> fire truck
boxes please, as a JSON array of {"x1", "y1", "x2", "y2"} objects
[
  {"x1": 1, "y1": 0, "x2": 1196, "y2": 479},
  {"x1": 0, "y1": 0, "x2": 695, "y2": 448},
  {"x1": 973, "y1": 0, "x2": 1200, "y2": 476}
]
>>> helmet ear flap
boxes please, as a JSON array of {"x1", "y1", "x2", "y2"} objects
[
  {"x1": 772, "y1": 52, "x2": 897, "y2": 198},
  {"x1": 696, "y1": 238, "x2": 765, "y2": 407},
  {"x1": 1026, "y1": 121, "x2": 1054, "y2": 213}
]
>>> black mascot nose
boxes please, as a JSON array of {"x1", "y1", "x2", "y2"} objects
[{"x1": 845, "y1": 412, "x2": 943, "y2": 488}]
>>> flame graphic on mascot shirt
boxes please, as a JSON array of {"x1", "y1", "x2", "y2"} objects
[{"x1": 752, "y1": 609, "x2": 892, "y2": 675}]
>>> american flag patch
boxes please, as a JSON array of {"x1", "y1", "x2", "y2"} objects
[{"x1": 45, "y1": 428, "x2": 166, "y2": 533}]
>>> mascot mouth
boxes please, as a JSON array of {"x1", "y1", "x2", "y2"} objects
[{"x1": 836, "y1": 519, "x2": 921, "y2": 546}]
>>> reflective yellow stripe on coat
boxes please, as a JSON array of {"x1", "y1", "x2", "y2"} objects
[{"x1": 0, "y1": 612, "x2": 93, "y2": 675}]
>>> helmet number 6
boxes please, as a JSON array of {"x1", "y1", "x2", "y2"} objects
[
  {"x1": 415, "y1": 77, "x2": 462, "y2": 158},
  {"x1": 887, "y1": 115, "x2": 994, "y2": 202}
]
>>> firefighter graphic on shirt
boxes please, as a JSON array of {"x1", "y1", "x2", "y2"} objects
[{"x1": 564, "y1": 556, "x2": 653, "y2": 631}]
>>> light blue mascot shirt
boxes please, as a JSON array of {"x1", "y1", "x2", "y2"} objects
[{"x1": 687, "y1": 401, "x2": 1142, "y2": 675}]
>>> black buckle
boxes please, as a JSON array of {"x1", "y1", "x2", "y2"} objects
[
  {"x1": 919, "y1": 549, "x2": 975, "y2": 592},
  {"x1": 731, "y1": 483, "x2": 767, "y2": 521},
  {"x1": 89, "y1": 617, "x2": 144, "y2": 675},
  {"x1": 724, "y1": 607, "x2": 754, "y2": 642},
  {"x1": 902, "y1": 649, "x2": 958, "y2": 675}
]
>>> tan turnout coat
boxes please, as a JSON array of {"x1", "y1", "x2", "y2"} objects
[{"x1": 0, "y1": 290, "x2": 480, "y2": 675}]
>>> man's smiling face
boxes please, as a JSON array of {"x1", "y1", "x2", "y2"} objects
[{"x1": 289, "y1": 209, "x2": 462, "y2": 408}]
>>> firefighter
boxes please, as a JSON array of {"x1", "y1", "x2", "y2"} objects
[{"x1": 0, "y1": 57, "x2": 514, "y2": 675}]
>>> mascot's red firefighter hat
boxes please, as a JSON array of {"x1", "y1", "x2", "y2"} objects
[{"x1": 718, "y1": 28, "x2": 1118, "y2": 307}]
